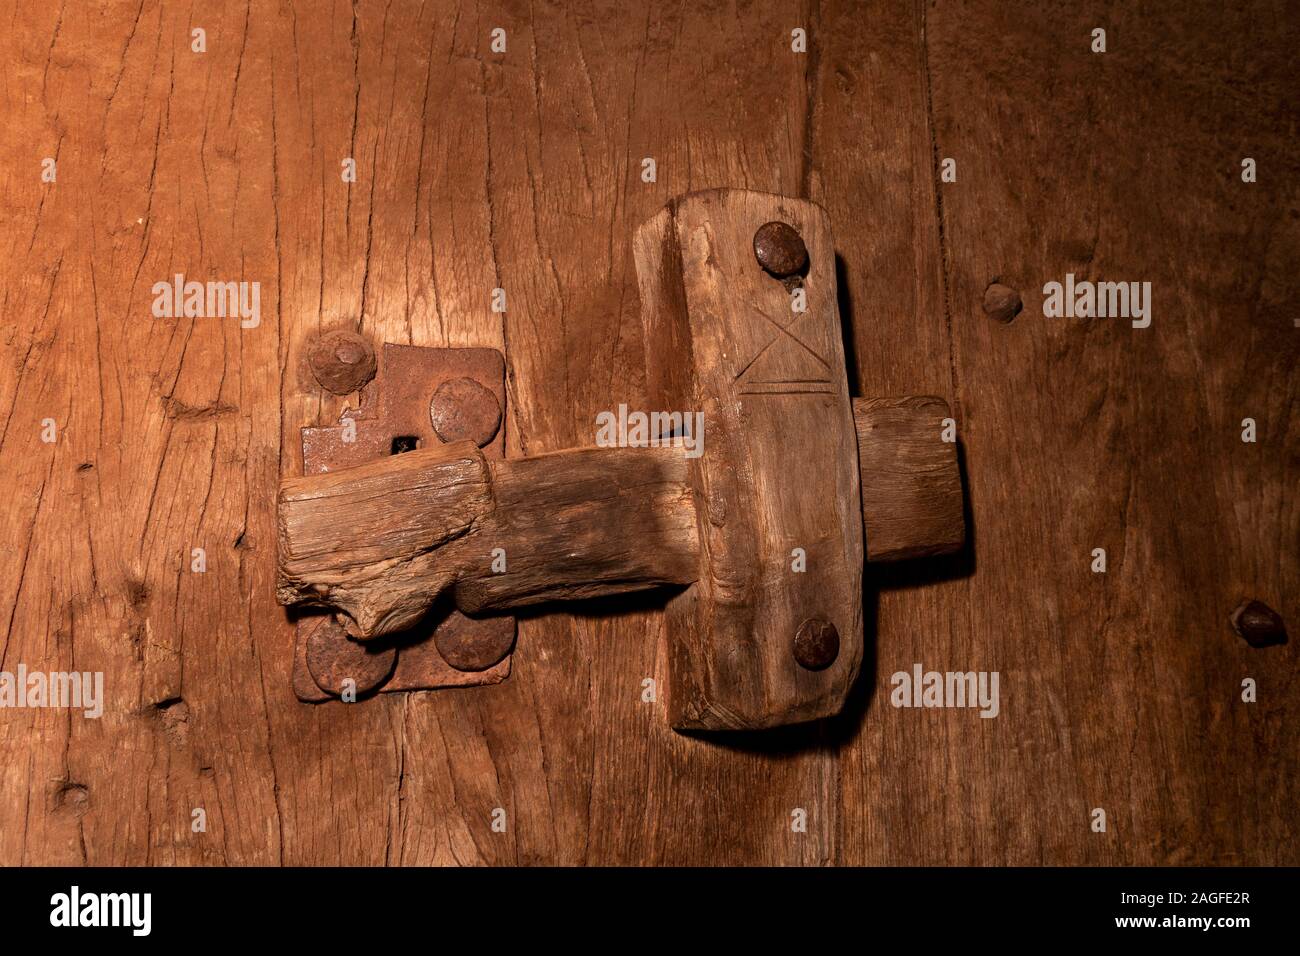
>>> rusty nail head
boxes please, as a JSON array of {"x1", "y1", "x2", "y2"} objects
[
  {"x1": 753, "y1": 221, "x2": 808, "y2": 278},
  {"x1": 305, "y1": 616, "x2": 397, "y2": 696},
  {"x1": 1231, "y1": 599, "x2": 1287, "y2": 647},
  {"x1": 308, "y1": 330, "x2": 377, "y2": 395},
  {"x1": 793, "y1": 618, "x2": 839, "y2": 670},
  {"x1": 435, "y1": 614, "x2": 516, "y2": 672},
  {"x1": 429, "y1": 377, "x2": 502, "y2": 447}
]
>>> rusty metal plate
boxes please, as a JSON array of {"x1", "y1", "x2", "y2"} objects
[{"x1": 292, "y1": 343, "x2": 516, "y2": 702}]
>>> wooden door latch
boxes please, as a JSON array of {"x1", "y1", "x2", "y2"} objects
[{"x1": 277, "y1": 189, "x2": 965, "y2": 731}]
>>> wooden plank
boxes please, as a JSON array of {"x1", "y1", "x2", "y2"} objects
[
  {"x1": 814, "y1": 0, "x2": 1299, "y2": 864},
  {"x1": 932, "y1": 0, "x2": 1298, "y2": 865},
  {"x1": 806, "y1": 0, "x2": 975, "y2": 866},
  {"x1": 0, "y1": 0, "x2": 839, "y2": 865},
  {"x1": 267, "y1": 0, "x2": 525, "y2": 866},
  {"x1": 0, "y1": 0, "x2": 292, "y2": 864},
  {"x1": 476, "y1": 3, "x2": 838, "y2": 863}
]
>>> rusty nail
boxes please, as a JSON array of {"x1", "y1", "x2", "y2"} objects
[
  {"x1": 753, "y1": 221, "x2": 808, "y2": 279},
  {"x1": 435, "y1": 614, "x2": 516, "y2": 672},
  {"x1": 793, "y1": 618, "x2": 839, "y2": 670},
  {"x1": 982, "y1": 282, "x2": 1023, "y2": 323},
  {"x1": 305, "y1": 616, "x2": 397, "y2": 696},
  {"x1": 1231, "y1": 599, "x2": 1288, "y2": 647},
  {"x1": 429, "y1": 377, "x2": 502, "y2": 447},
  {"x1": 308, "y1": 330, "x2": 377, "y2": 395}
]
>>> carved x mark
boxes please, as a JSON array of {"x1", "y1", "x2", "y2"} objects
[{"x1": 733, "y1": 303, "x2": 832, "y2": 385}]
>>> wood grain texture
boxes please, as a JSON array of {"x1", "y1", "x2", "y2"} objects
[
  {"x1": 636, "y1": 189, "x2": 863, "y2": 730},
  {"x1": 278, "y1": 440, "x2": 698, "y2": 635},
  {"x1": 461, "y1": 445, "x2": 699, "y2": 612},
  {"x1": 279, "y1": 440, "x2": 493, "y2": 636},
  {"x1": 854, "y1": 396, "x2": 964, "y2": 562},
  {"x1": 811, "y1": 0, "x2": 1298, "y2": 864},
  {"x1": 1, "y1": 0, "x2": 1294, "y2": 866}
]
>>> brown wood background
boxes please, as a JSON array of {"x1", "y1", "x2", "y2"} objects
[{"x1": 1, "y1": 0, "x2": 1295, "y2": 865}]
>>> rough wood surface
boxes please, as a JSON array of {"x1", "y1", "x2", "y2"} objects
[
  {"x1": 636, "y1": 190, "x2": 863, "y2": 730},
  {"x1": 278, "y1": 441, "x2": 699, "y2": 635},
  {"x1": 811, "y1": 0, "x2": 1298, "y2": 864},
  {"x1": 458, "y1": 445, "x2": 699, "y2": 612},
  {"x1": 855, "y1": 396, "x2": 965, "y2": 562},
  {"x1": 1, "y1": 0, "x2": 1295, "y2": 865},
  {"x1": 279, "y1": 441, "x2": 491, "y2": 636}
]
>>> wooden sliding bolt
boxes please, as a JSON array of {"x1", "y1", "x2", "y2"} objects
[{"x1": 277, "y1": 189, "x2": 966, "y2": 731}]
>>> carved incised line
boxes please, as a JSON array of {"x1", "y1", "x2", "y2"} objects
[{"x1": 733, "y1": 305, "x2": 833, "y2": 393}]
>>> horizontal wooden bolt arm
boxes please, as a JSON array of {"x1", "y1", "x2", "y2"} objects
[
  {"x1": 277, "y1": 440, "x2": 700, "y2": 639},
  {"x1": 276, "y1": 395, "x2": 964, "y2": 640},
  {"x1": 855, "y1": 395, "x2": 965, "y2": 563}
]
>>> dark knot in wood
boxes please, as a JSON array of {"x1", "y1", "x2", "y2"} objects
[
  {"x1": 982, "y1": 282, "x2": 1023, "y2": 324},
  {"x1": 1231, "y1": 599, "x2": 1288, "y2": 647}
]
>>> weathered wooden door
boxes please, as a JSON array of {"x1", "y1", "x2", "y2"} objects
[{"x1": 2, "y1": 1, "x2": 1295, "y2": 866}]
